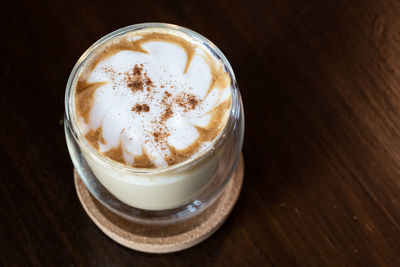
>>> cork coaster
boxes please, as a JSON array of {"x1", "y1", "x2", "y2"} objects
[{"x1": 74, "y1": 155, "x2": 244, "y2": 253}]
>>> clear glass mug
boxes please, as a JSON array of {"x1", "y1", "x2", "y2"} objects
[{"x1": 64, "y1": 23, "x2": 244, "y2": 225}]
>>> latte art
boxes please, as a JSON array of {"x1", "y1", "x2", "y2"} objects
[{"x1": 74, "y1": 28, "x2": 232, "y2": 168}]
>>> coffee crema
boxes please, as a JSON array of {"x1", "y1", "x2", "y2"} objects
[{"x1": 73, "y1": 28, "x2": 232, "y2": 168}]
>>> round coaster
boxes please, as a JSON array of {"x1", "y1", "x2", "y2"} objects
[{"x1": 74, "y1": 155, "x2": 244, "y2": 253}]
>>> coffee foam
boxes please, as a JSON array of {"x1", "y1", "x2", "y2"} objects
[{"x1": 74, "y1": 28, "x2": 232, "y2": 168}]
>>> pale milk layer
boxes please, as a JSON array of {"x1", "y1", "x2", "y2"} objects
[{"x1": 74, "y1": 28, "x2": 232, "y2": 168}]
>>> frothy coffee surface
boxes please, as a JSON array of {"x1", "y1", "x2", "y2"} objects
[{"x1": 74, "y1": 28, "x2": 232, "y2": 168}]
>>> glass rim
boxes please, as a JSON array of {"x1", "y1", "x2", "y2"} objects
[{"x1": 65, "y1": 22, "x2": 240, "y2": 174}]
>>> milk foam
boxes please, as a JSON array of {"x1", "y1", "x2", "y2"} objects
[{"x1": 74, "y1": 28, "x2": 232, "y2": 168}]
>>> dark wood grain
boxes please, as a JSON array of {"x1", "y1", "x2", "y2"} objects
[{"x1": 2, "y1": 0, "x2": 400, "y2": 265}]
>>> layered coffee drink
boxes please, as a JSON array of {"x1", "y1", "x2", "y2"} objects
[{"x1": 66, "y1": 24, "x2": 242, "y2": 211}]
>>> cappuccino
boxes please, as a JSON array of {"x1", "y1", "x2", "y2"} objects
[{"x1": 67, "y1": 25, "x2": 240, "y2": 211}]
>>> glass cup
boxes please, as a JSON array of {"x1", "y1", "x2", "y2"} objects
[{"x1": 65, "y1": 23, "x2": 244, "y2": 225}]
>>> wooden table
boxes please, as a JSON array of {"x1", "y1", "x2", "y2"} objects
[{"x1": 2, "y1": 0, "x2": 400, "y2": 265}]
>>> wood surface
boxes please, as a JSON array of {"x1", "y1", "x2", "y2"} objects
[{"x1": 2, "y1": 0, "x2": 400, "y2": 266}]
